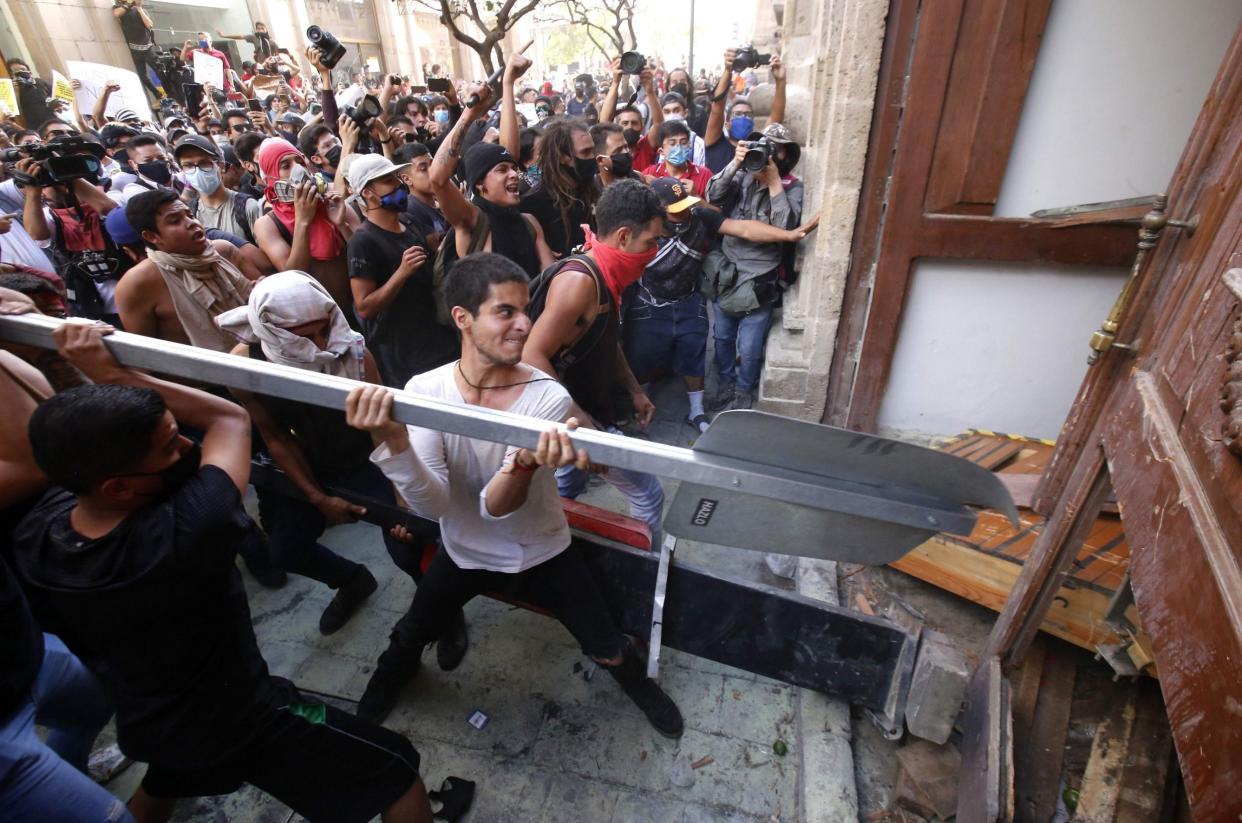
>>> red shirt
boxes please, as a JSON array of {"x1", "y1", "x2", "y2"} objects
[
  {"x1": 642, "y1": 161, "x2": 713, "y2": 198},
  {"x1": 632, "y1": 135, "x2": 657, "y2": 172}
]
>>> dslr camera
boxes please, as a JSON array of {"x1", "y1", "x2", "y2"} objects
[
  {"x1": 618, "y1": 51, "x2": 647, "y2": 76},
  {"x1": 307, "y1": 25, "x2": 347, "y2": 70},
  {"x1": 740, "y1": 136, "x2": 772, "y2": 172},
  {"x1": 342, "y1": 94, "x2": 383, "y2": 129},
  {"x1": 2, "y1": 136, "x2": 105, "y2": 187},
  {"x1": 732, "y1": 44, "x2": 771, "y2": 72}
]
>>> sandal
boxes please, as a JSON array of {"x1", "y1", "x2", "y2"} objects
[
  {"x1": 428, "y1": 776, "x2": 476, "y2": 822},
  {"x1": 686, "y1": 413, "x2": 711, "y2": 435}
]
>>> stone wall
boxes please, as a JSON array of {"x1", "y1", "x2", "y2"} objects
[{"x1": 756, "y1": 0, "x2": 888, "y2": 421}]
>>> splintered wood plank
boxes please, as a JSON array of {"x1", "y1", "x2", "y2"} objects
[{"x1": 1014, "y1": 642, "x2": 1077, "y2": 823}]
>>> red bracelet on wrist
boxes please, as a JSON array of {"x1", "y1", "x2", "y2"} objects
[{"x1": 511, "y1": 459, "x2": 537, "y2": 474}]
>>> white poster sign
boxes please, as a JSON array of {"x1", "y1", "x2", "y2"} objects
[
  {"x1": 65, "y1": 61, "x2": 150, "y2": 122},
  {"x1": 193, "y1": 50, "x2": 224, "y2": 90}
]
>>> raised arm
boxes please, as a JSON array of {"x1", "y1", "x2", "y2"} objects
[
  {"x1": 430, "y1": 82, "x2": 492, "y2": 232},
  {"x1": 56, "y1": 322, "x2": 252, "y2": 494},
  {"x1": 705, "y1": 49, "x2": 736, "y2": 148},
  {"x1": 500, "y1": 50, "x2": 533, "y2": 160},
  {"x1": 93, "y1": 80, "x2": 119, "y2": 127},
  {"x1": 641, "y1": 68, "x2": 663, "y2": 146},
  {"x1": 769, "y1": 54, "x2": 786, "y2": 126},
  {"x1": 17, "y1": 160, "x2": 50, "y2": 241},
  {"x1": 600, "y1": 57, "x2": 622, "y2": 123}
]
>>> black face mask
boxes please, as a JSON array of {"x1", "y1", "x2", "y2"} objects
[
  {"x1": 324, "y1": 145, "x2": 343, "y2": 169},
  {"x1": 671, "y1": 82, "x2": 690, "y2": 100},
  {"x1": 608, "y1": 153, "x2": 633, "y2": 178},
  {"x1": 622, "y1": 127, "x2": 641, "y2": 147},
  {"x1": 124, "y1": 441, "x2": 201, "y2": 496},
  {"x1": 572, "y1": 156, "x2": 600, "y2": 183},
  {"x1": 775, "y1": 154, "x2": 796, "y2": 178},
  {"x1": 663, "y1": 218, "x2": 687, "y2": 236},
  {"x1": 137, "y1": 161, "x2": 173, "y2": 185}
]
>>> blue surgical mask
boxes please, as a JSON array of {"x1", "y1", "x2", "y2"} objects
[
  {"x1": 198, "y1": 39, "x2": 209, "y2": 50},
  {"x1": 434, "y1": 109, "x2": 450, "y2": 125},
  {"x1": 185, "y1": 165, "x2": 222, "y2": 196},
  {"x1": 728, "y1": 115, "x2": 754, "y2": 140},
  {"x1": 666, "y1": 145, "x2": 690, "y2": 167},
  {"x1": 378, "y1": 183, "x2": 410, "y2": 211}
]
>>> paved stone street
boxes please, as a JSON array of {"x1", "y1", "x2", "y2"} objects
[{"x1": 103, "y1": 375, "x2": 857, "y2": 822}]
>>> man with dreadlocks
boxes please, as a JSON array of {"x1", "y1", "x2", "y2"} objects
[{"x1": 520, "y1": 119, "x2": 601, "y2": 258}]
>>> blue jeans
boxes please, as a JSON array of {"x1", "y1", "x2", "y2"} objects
[
  {"x1": 623, "y1": 292, "x2": 709, "y2": 381},
  {"x1": 712, "y1": 299, "x2": 775, "y2": 393},
  {"x1": 557, "y1": 427, "x2": 665, "y2": 546},
  {"x1": 0, "y1": 634, "x2": 132, "y2": 822}
]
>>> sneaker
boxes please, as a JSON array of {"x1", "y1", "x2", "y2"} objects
[
  {"x1": 357, "y1": 633, "x2": 423, "y2": 724},
  {"x1": 435, "y1": 608, "x2": 469, "y2": 671},
  {"x1": 318, "y1": 566, "x2": 377, "y2": 635},
  {"x1": 605, "y1": 637, "x2": 684, "y2": 738},
  {"x1": 729, "y1": 390, "x2": 755, "y2": 411},
  {"x1": 707, "y1": 384, "x2": 735, "y2": 412},
  {"x1": 686, "y1": 413, "x2": 711, "y2": 435}
]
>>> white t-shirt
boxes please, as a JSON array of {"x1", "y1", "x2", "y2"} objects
[{"x1": 370, "y1": 362, "x2": 573, "y2": 573}]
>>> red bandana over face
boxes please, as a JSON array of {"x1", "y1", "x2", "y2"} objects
[{"x1": 581, "y1": 225, "x2": 658, "y2": 306}]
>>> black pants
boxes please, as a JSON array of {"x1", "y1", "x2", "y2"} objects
[
  {"x1": 127, "y1": 47, "x2": 163, "y2": 100},
  {"x1": 394, "y1": 544, "x2": 623, "y2": 661}
]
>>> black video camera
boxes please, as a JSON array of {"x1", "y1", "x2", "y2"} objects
[
  {"x1": 619, "y1": 51, "x2": 646, "y2": 76},
  {"x1": 2, "y1": 137, "x2": 105, "y2": 187},
  {"x1": 307, "y1": 25, "x2": 347, "y2": 70},
  {"x1": 733, "y1": 44, "x2": 771, "y2": 72},
  {"x1": 740, "y1": 136, "x2": 771, "y2": 172}
]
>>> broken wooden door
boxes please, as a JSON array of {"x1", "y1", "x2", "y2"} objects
[{"x1": 974, "y1": 23, "x2": 1242, "y2": 822}]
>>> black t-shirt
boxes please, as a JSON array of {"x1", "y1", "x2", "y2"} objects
[
  {"x1": 115, "y1": 3, "x2": 153, "y2": 47},
  {"x1": 639, "y1": 206, "x2": 726, "y2": 301},
  {"x1": 346, "y1": 219, "x2": 457, "y2": 388},
  {"x1": 11, "y1": 468, "x2": 294, "y2": 769},
  {"x1": 402, "y1": 197, "x2": 448, "y2": 247},
  {"x1": 521, "y1": 183, "x2": 594, "y2": 258},
  {"x1": 704, "y1": 137, "x2": 735, "y2": 174}
]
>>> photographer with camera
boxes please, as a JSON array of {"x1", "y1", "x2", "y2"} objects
[
  {"x1": 216, "y1": 21, "x2": 282, "y2": 63},
  {"x1": 703, "y1": 48, "x2": 786, "y2": 173},
  {"x1": 251, "y1": 138, "x2": 358, "y2": 313},
  {"x1": 704, "y1": 121, "x2": 805, "y2": 411},
  {"x1": 599, "y1": 53, "x2": 664, "y2": 173},
  {"x1": 12, "y1": 136, "x2": 129, "y2": 323},
  {"x1": 111, "y1": 0, "x2": 163, "y2": 102},
  {"x1": 5, "y1": 59, "x2": 55, "y2": 131}
]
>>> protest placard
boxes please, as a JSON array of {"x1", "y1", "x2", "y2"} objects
[
  {"x1": 0, "y1": 79, "x2": 19, "y2": 117},
  {"x1": 193, "y1": 50, "x2": 224, "y2": 90},
  {"x1": 51, "y1": 71, "x2": 76, "y2": 104},
  {"x1": 65, "y1": 61, "x2": 149, "y2": 121}
]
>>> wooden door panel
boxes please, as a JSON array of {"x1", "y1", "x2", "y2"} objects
[{"x1": 1101, "y1": 373, "x2": 1242, "y2": 819}]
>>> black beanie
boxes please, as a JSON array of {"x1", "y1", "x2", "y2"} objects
[{"x1": 463, "y1": 142, "x2": 517, "y2": 190}]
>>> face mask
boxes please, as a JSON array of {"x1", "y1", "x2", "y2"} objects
[
  {"x1": 434, "y1": 109, "x2": 450, "y2": 125},
  {"x1": 138, "y1": 160, "x2": 173, "y2": 185},
  {"x1": 186, "y1": 165, "x2": 221, "y2": 195},
  {"x1": 622, "y1": 128, "x2": 641, "y2": 147},
  {"x1": 585, "y1": 226, "x2": 659, "y2": 295},
  {"x1": 663, "y1": 218, "x2": 687, "y2": 236},
  {"x1": 279, "y1": 130, "x2": 298, "y2": 144},
  {"x1": 665, "y1": 145, "x2": 690, "y2": 167},
  {"x1": 665, "y1": 113, "x2": 684, "y2": 122},
  {"x1": 608, "y1": 153, "x2": 633, "y2": 178},
  {"x1": 775, "y1": 153, "x2": 796, "y2": 177},
  {"x1": 572, "y1": 156, "x2": 600, "y2": 183},
  {"x1": 198, "y1": 39, "x2": 209, "y2": 50},
  {"x1": 536, "y1": 107, "x2": 552, "y2": 121},
  {"x1": 672, "y1": 83, "x2": 690, "y2": 99},
  {"x1": 377, "y1": 182, "x2": 409, "y2": 211},
  {"x1": 213, "y1": 134, "x2": 231, "y2": 148},
  {"x1": 323, "y1": 144, "x2": 343, "y2": 169},
  {"x1": 728, "y1": 115, "x2": 755, "y2": 140}
]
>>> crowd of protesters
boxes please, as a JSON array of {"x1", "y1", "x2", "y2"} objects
[{"x1": 0, "y1": 23, "x2": 819, "y2": 821}]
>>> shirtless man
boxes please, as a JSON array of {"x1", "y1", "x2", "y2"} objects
[
  {"x1": 113, "y1": 189, "x2": 262, "y2": 350},
  {"x1": 429, "y1": 82, "x2": 556, "y2": 277},
  {"x1": 251, "y1": 138, "x2": 358, "y2": 314}
]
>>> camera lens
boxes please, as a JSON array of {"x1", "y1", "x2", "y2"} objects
[{"x1": 307, "y1": 25, "x2": 324, "y2": 43}]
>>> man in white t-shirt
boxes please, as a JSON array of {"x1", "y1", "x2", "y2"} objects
[{"x1": 345, "y1": 252, "x2": 683, "y2": 737}]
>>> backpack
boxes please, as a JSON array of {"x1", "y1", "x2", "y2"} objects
[
  {"x1": 431, "y1": 210, "x2": 536, "y2": 326},
  {"x1": 189, "y1": 190, "x2": 256, "y2": 244}
]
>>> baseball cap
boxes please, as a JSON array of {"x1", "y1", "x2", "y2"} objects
[
  {"x1": 104, "y1": 207, "x2": 141, "y2": 247},
  {"x1": 172, "y1": 133, "x2": 220, "y2": 161},
  {"x1": 114, "y1": 107, "x2": 142, "y2": 125},
  {"x1": 345, "y1": 153, "x2": 411, "y2": 193},
  {"x1": 650, "y1": 177, "x2": 700, "y2": 214}
]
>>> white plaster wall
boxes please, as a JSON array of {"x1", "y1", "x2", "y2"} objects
[
  {"x1": 877, "y1": 0, "x2": 1241, "y2": 440},
  {"x1": 877, "y1": 260, "x2": 1125, "y2": 440}
]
